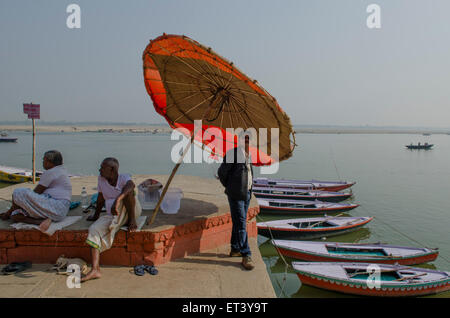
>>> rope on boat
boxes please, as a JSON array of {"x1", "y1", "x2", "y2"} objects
[
  {"x1": 329, "y1": 147, "x2": 342, "y2": 182},
  {"x1": 255, "y1": 213, "x2": 291, "y2": 298},
  {"x1": 359, "y1": 205, "x2": 450, "y2": 266}
]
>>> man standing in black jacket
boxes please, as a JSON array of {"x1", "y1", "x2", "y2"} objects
[{"x1": 218, "y1": 135, "x2": 254, "y2": 270}]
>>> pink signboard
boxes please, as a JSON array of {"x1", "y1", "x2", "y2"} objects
[{"x1": 23, "y1": 103, "x2": 40, "y2": 119}]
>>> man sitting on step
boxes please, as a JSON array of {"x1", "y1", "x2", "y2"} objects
[
  {"x1": 82, "y1": 157, "x2": 141, "y2": 282},
  {"x1": 0, "y1": 150, "x2": 72, "y2": 233}
]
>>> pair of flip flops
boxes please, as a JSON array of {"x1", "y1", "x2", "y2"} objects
[
  {"x1": 133, "y1": 264, "x2": 158, "y2": 276},
  {"x1": 1, "y1": 261, "x2": 32, "y2": 275}
]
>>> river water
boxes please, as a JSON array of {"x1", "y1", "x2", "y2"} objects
[{"x1": 1, "y1": 131, "x2": 449, "y2": 297}]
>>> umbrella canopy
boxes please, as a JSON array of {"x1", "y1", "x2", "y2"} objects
[{"x1": 143, "y1": 34, "x2": 295, "y2": 165}]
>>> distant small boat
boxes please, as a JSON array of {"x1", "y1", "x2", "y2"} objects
[
  {"x1": 406, "y1": 143, "x2": 433, "y2": 150},
  {"x1": 0, "y1": 165, "x2": 42, "y2": 183},
  {"x1": 257, "y1": 198, "x2": 359, "y2": 215},
  {"x1": 293, "y1": 262, "x2": 450, "y2": 297},
  {"x1": 0, "y1": 137, "x2": 18, "y2": 143},
  {"x1": 253, "y1": 186, "x2": 352, "y2": 203},
  {"x1": 272, "y1": 240, "x2": 439, "y2": 265},
  {"x1": 257, "y1": 216, "x2": 372, "y2": 239},
  {"x1": 254, "y1": 177, "x2": 355, "y2": 192}
]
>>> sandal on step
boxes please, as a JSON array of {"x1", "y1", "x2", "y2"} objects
[
  {"x1": 1, "y1": 261, "x2": 32, "y2": 275},
  {"x1": 133, "y1": 264, "x2": 146, "y2": 276},
  {"x1": 145, "y1": 265, "x2": 158, "y2": 275}
]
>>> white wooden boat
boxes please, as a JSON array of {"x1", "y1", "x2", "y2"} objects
[
  {"x1": 293, "y1": 262, "x2": 450, "y2": 296},
  {"x1": 272, "y1": 240, "x2": 439, "y2": 265},
  {"x1": 257, "y1": 216, "x2": 372, "y2": 239},
  {"x1": 254, "y1": 177, "x2": 355, "y2": 191},
  {"x1": 253, "y1": 186, "x2": 352, "y2": 202},
  {"x1": 257, "y1": 198, "x2": 359, "y2": 215}
]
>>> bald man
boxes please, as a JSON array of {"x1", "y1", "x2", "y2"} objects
[{"x1": 82, "y1": 157, "x2": 141, "y2": 282}]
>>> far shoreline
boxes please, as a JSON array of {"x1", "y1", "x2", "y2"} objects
[
  {"x1": 0, "y1": 124, "x2": 173, "y2": 134},
  {"x1": 1, "y1": 124, "x2": 449, "y2": 135}
]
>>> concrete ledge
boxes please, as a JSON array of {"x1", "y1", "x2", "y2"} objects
[
  {"x1": 0, "y1": 175, "x2": 260, "y2": 266},
  {"x1": 0, "y1": 238, "x2": 275, "y2": 298}
]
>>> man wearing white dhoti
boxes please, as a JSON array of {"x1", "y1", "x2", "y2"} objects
[
  {"x1": 0, "y1": 150, "x2": 72, "y2": 233},
  {"x1": 82, "y1": 157, "x2": 141, "y2": 282}
]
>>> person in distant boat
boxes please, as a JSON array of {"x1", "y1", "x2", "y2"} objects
[
  {"x1": 0, "y1": 150, "x2": 72, "y2": 233},
  {"x1": 82, "y1": 157, "x2": 141, "y2": 282},
  {"x1": 218, "y1": 134, "x2": 255, "y2": 271}
]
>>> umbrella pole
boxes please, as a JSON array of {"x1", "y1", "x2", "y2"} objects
[{"x1": 147, "y1": 134, "x2": 195, "y2": 225}]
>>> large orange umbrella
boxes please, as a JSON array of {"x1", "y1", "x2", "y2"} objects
[{"x1": 143, "y1": 34, "x2": 296, "y2": 224}]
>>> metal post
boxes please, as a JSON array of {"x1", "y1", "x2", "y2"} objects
[{"x1": 32, "y1": 118, "x2": 36, "y2": 184}]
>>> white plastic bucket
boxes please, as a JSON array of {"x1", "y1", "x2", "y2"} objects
[
  {"x1": 138, "y1": 183, "x2": 161, "y2": 210},
  {"x1": 160, "y1": 188, "x2": 183, "y2": 214}
]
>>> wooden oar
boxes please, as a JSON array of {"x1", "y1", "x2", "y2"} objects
[
  {"x1": 330, "y1": 251, "x2": 403, "y2": 259},
  {"x1": 348, "y1": 267, "x2": 410, "y2": 278},
  {"x1": 395, "y1": 273, "x2": 427, "y2": 281},
  {"x1": 349, "y1": 254, "x2": 402, "y2": 259},
  {"x1": 307, "y1": 213, "x2": 345, "y2": 228},
  {"x1": 326, "y1": 241, "x2": 384, "y2": 247},
  {"x1": 342, "y1": 217, "x2": 366, "y2": 226}
]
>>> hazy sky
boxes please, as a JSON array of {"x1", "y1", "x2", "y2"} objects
[{"x1": 1, "y1": 1, "x2": 450, "y2": 127}]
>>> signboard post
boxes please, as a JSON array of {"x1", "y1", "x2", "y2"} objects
[{"x1": 23, "y1": 103, "x2": 40, "y2": 184}]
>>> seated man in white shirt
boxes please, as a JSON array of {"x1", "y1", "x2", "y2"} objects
[
  {"x1": 0, "y1": 150, "x2": 72, "y2": 233},
  {"x1": 82, "y1": 157, "x2": 141, "y2": 282}
]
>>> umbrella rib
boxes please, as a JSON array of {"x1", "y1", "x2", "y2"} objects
[
  {"x1": 228, "y1": 87, "x2": 283, "y2": 126},
  {"x1": 166, "y1": 67, "x2": 215, "y2": 87},
  {"x1": 183, "y1": 56, "x2": 221, "y2": 88},
  {"x1": 219, "y1": 104, "x2": 225, "y2": 132},
  {"x1": 236, "y1": 103, "x2": 255, "y2": 131},
  {"x1": 152, "y1": 89, "x2": 210, "y2": 96},
  {"x1": 228, "y1": 99, "x2": 250, "y2": 131},
  {"x1": 227, "y1": 102, "x2": 234, "y2": 130},
  {"x1": 200, "y1": 56, "x2": 227, "y2": 88},
  {"x1": 228, "y1": 86, "x2": 267, "y2": 98},
  {"x1": 152, "y1": 42, "x2": 205, "y2": 77},
  {"x1": 172, "y1": 94, "x2": 215, "y2": 122},
  {"x1": 230, "y1": 91, "x2": 273, "y2": 117},
  {"x1": 186, "y1": 49, "x2": 221, "y2": 86},
  {"x1": 151, "y1": 43, "x2": 215, "y2": 84},
  {"x1": 164, "y1": 91, "x2": 208, "y2": 111},
  {"x1": 164, "y1": 81, "x2": 211, "y2": 88},
  {"x1": 185, "y1": 40, "x2": 227, "y2": 88},
  {"x1": 224, "y1": 104, "x2": 243, "y2": 132},
  {"x1": 173, "y1": 40, "x2": 222, "y2": 88},
  {"x1": 223, "y1": 70, "x2": 236, "y2": 90},
  {"x1": 229, "y1": 95, "x2": 270, "y2": 128}
]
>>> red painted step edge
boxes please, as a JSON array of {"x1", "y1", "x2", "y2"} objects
[{"x1": 0, "y1": 206, "x2": 259, "y2": 266}]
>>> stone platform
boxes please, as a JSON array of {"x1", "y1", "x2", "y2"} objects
[{"x1": 0, "y1": 175, "x2": 260, "y2": 267}]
